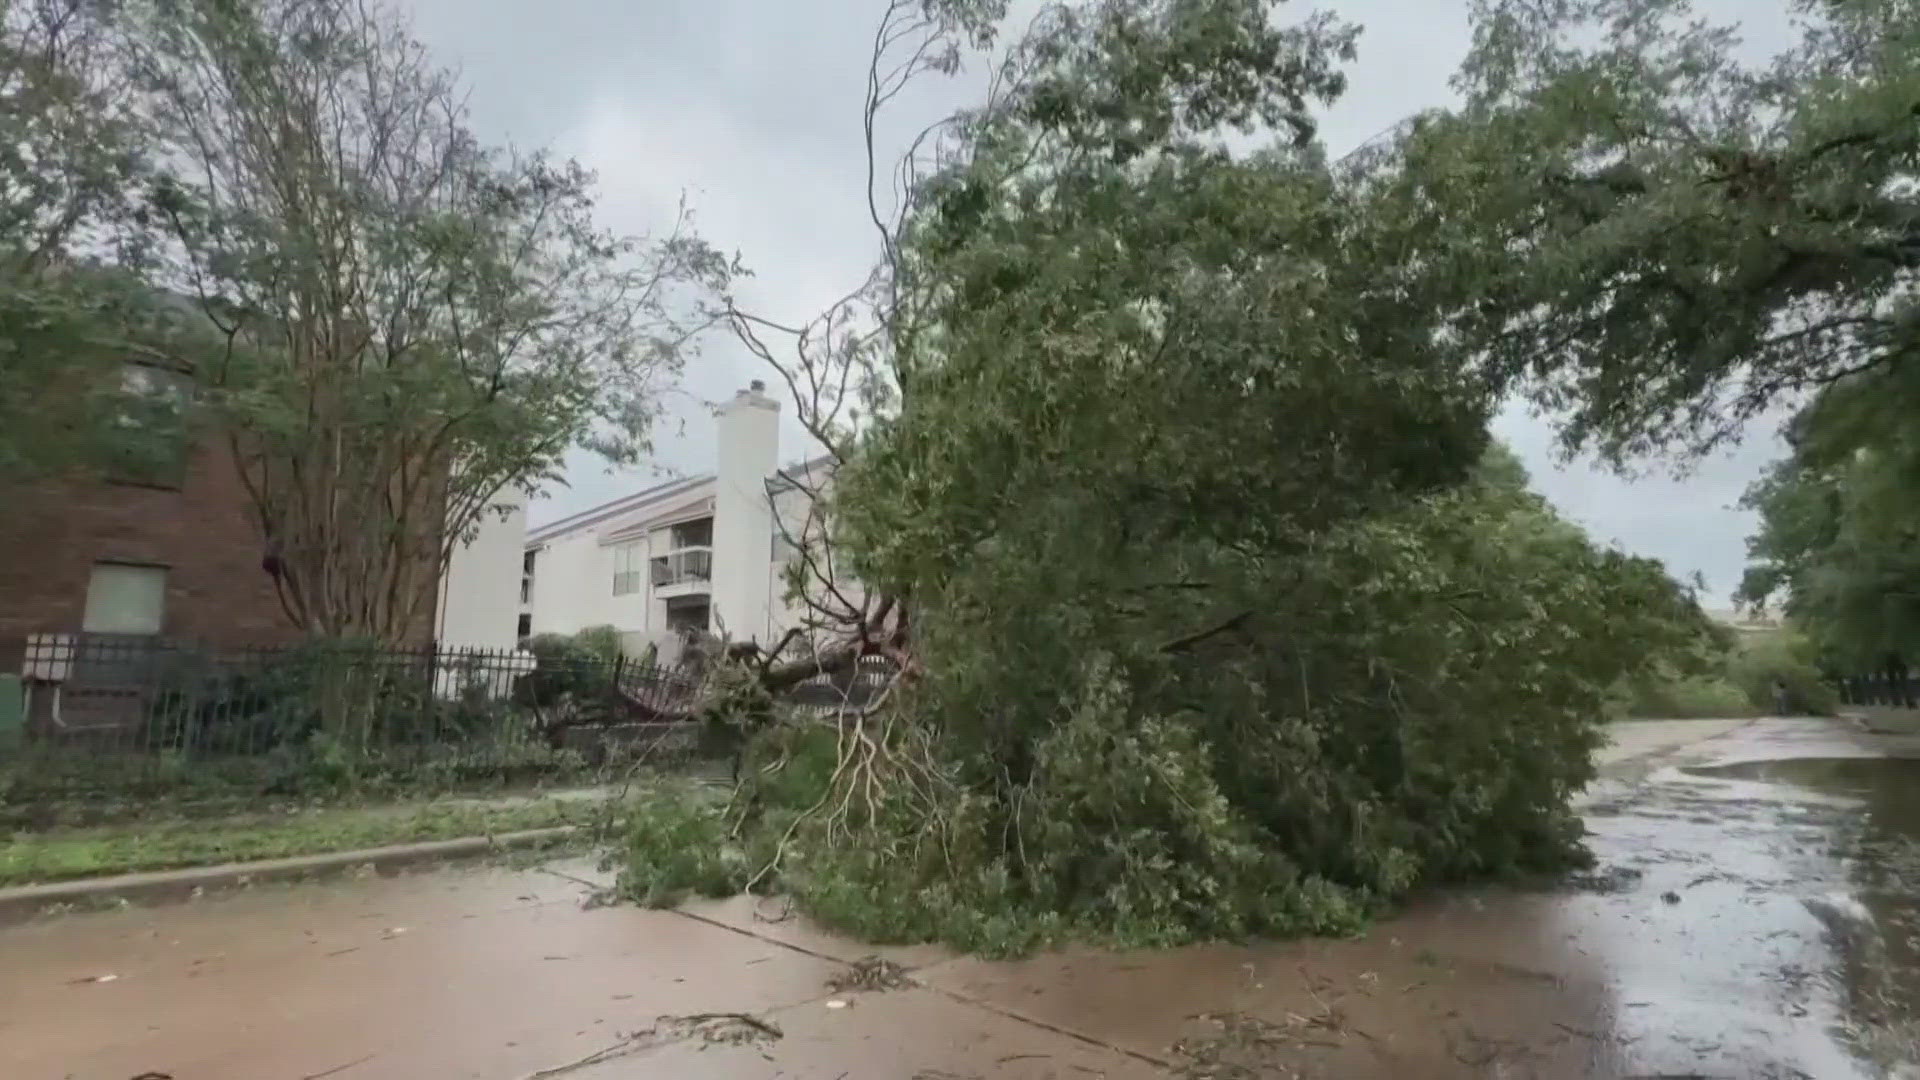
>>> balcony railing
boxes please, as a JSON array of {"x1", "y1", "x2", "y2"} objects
[{"x1": 650, "y1": 546, "x2": 713, "y2": 588}]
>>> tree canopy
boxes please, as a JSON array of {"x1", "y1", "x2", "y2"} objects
[
  {"x1": 1361, "y1": 0, "x2": 1920, "y2": 673},
  {"x1": 1385, "y1": 0, "x2": 1920, "y2": 464},
  {"x1": 1739, "y1": 364, "x2": 1920, "y2": 668},
  {"x1": 0, "y1": 0, "x2": 184, "y2": 478}
]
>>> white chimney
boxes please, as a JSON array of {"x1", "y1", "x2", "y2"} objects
[{"x1": 712, "y1": 381, "x2": 780, "y2": 643}]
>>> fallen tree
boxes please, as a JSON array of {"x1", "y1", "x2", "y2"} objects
[{"x1": 623, "y1": 0, "x2": 1716, "y2": 953}]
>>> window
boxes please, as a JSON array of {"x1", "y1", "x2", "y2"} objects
[
  {"x1": 665, "y1": 596, "x2": 709, "y2": 635},
  {"x1": 612, "y1": 542, "x2": 644, "y2": 596},
  {"x1": 106, "y1": 362, "x2": 192, "y2": 488},
  {"x1": 516, "y1": 613, "x2": 532, "y2": 641},
  {"x1": 669, "y1": 517, "x2": 713, "y2": 549},
  {"x1": 82, "y1": 563, "x2": 167, "y2": 635}
]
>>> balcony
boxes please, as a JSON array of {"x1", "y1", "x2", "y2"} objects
[{"x1": 650, "y1": 546, "x2": 712, "y2": 598}]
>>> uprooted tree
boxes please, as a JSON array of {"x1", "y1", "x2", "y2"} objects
[{"x1": 627, "y1": 0, "x2": 1715, "y2": 954}]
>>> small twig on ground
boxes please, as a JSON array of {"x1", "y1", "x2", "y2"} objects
[
  {"x1": 301, "y1": 1055, "x2": 376, "y2": 1080},
  {"x1": 522, "y1": 1039, "x2": 644, "y2": 1080},
  {"x1": 677, "y1": 1012, "x2": 784, "y2": 1038},
  {"x1": 537, "y1": 867, "x2": 603, "y2": 890},
  {"x1": 752, "y1": 895, "x2": 796, "y2": 923},
  {"x1": 827, "y1": 955, "x2": 914, "y2": 993},
  {"x1": 519, "y1": 1012, "x2": 783, "y2": 1079}
]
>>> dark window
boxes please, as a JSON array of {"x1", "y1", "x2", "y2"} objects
[
  {"x1": 669, "y1": 517, "x2": 713, "y2": 549},
  {"x1": 665, "y1": 596, "x2": 709, "y2": 634},
  {"x1": 516, "y1": 613, "x2": 532, "y2": 641}
]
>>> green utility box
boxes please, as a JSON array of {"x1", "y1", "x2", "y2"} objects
[{"x1": 0, "y1": 673, "x2": 22, "y2": 751}]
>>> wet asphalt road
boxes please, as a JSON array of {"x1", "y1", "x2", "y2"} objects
[{"x1": 3, "y1": 716, "x2": 1917, "y2": 1079}]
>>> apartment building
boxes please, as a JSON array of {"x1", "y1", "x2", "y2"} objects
[
  {"x1": 520, "y1": 382, "x2": 828, "y2": 661},
  {"x1": 0, "y1": 357, "x2": 526, "y2": 662}
]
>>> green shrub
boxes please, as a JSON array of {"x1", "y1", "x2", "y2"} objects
[
  {"x1": 1615, "y1": 669, "x2": 1759, "y2": 719},
  {"x1": 617, "y1": 784, "x2": 750, "y2": 907},
  {"x1": 572, "y1": 625, "x2": 625, "y2": 664},
  {"x1": 1728, "y1": 629, "x2": 1839, "y2": 715}
]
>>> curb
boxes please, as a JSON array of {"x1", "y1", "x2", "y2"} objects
[{"x1": 0, "y1": 825, "x2": 580, "y2": 923}]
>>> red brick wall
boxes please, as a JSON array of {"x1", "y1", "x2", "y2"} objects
[{"x1": 0, "y1": 432, "x2": 301, "y2": 663}]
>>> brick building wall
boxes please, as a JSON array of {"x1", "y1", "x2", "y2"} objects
[{"x1": 0, "y1": 431, "x2": 299, "y2": 664}]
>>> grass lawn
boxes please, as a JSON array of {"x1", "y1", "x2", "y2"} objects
[{"x1": 0, "y1": 796, "x2": 613, "y2": 888}]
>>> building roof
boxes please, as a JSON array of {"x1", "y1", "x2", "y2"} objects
[
  {"x1": 525, "y1": 450, "x2": 840, "y2": 550},
  {"x1": 524, "y1": 474, "x2": 714, "y2": 548},
  {"x1": 766, "y1": 451, "x2": 838, "y2": 495}
]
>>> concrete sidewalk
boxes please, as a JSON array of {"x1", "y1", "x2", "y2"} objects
[
  {"x1": 0, "y1": 717, "x2": 1804, "y2": 1079},
  {"x1": 0, "y1": 859, "x2": 1158, "y2": 1080}
]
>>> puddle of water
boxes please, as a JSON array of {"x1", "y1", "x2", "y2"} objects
[
  {"x1": 1692, "y1": 756, "x2": 1920, "y2": 803},
  {"x1": 1685, "y1": 755, "x2": 1920, "y2": 1073}
]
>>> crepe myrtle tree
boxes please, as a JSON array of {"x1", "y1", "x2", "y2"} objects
[{"x1": 125, "y1": 0, "x2": 733, "y2": 641}]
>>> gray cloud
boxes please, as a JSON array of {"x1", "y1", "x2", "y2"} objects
[{"x1": 401, "y1": 0, "x2": 1803, "y2": 603}]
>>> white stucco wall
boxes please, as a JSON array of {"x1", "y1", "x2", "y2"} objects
[
  {"x1": 526, "y1": 528, "x2": 609, "y2": 637},
  {"x1": 711, "y1": 384, "x2": 780, "y2": 644},
  {"x1": 436, "y1": 493, "x2": 528, "y2": 651}
]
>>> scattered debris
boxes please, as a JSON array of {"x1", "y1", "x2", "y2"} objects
[
  {"x1": 827, "y1": 954, "x2": 913, "y2": 993},
  {"x1": 1171, "y1": 1010, "x2": 1347, "y2": 1079},
  {"x1": 1566, "y1": 865, "x2": 1644, "y2": 894},
  {"x1": 522, "y1": 1012, "x2": 784, "y2": 1078}
]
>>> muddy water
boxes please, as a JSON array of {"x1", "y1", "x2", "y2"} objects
[{"x1": 1686, "y1": 754, "x2": 1920, "y2": 1070}]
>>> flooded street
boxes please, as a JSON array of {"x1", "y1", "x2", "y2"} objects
[{"x1": 5, "y1": 717, "x2": 1920, "y2": 1078}]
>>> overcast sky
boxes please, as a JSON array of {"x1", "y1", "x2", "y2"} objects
[{"x1": 399, "y1": 0, "x2": 1803, "y2": 605}]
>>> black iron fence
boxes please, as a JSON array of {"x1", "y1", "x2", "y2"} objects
[
  {"x1": 3, "y1": 634, "x2": 706, "y2": 805},
  {"x1": 1835, "y1": 672, "x2": 1920, "y2": 710},
  {"x1": 3, "y1": 633, "x2": 904, "y2": 809}
]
